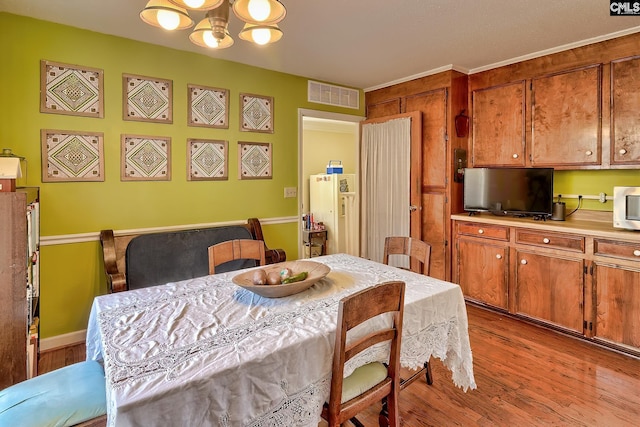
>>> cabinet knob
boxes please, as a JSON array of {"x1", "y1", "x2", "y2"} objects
[
  {"x1": 619, "y1": 148, "x2": 628, "y2": 155},
  {"x1": 520, "y1": 259, "x2": 527, "y2": 265},
  {"x1": 585, "y1": 150, "x2": 593, "y2": 156},
  {"x1": 496, "y1": 254, "x2": 502, "y2": 259},
  {"x1": 512, "y1": 154, "x2": 519, "y2": 159},
  {"x1": 478, "y1": 229, "x2": 484, "y2": 234},
  {"x1": 543, "y1": 238, "x2": 550, "y2": 244},
  {"x1": 634, "y1": 249, "x2": 640, "y2": 257}
]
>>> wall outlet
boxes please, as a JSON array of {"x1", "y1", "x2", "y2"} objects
[
  {"x1": 284, "y1": 187, "x2": 297, "y2": 198},
  {"x1": 599, "y1": 192, "x2": 607, "y2": 203}
]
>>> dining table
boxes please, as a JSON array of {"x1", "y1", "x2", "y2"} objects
[{"x1": 86, "y1": 253, "x2": 476, "y2": 427}]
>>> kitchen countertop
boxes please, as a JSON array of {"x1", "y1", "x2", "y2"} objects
[{"x1": 451, "y1": 210, "x2": 640, "y2": 243}]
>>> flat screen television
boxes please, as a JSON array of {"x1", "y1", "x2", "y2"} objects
[{"x1": 463, "y1": 167, "x2": 554, "y2": 217}]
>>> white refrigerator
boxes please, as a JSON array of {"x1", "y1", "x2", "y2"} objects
[{"x1": 309, "y1": 173, "x2": 359, "y2": 256}]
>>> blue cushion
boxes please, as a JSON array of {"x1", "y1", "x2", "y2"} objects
[{"x1": 0, "y1": 361, "x2": 106, "y2": 427}]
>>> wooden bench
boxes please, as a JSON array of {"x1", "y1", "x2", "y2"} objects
[{"x1": 100, "y1": 218, "x2": 286, "y2": 293}]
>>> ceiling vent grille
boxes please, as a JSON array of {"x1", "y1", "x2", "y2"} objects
[{"x1": 308, "y1": 81, "x2": 359, "y2": 109}]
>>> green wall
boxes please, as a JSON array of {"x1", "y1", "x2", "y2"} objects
[
  {"x1": 0, "y1": 13, "x2": 364, "y2": 339},
  {"x1": 554, "y1": 170, "x2": 640, "y2": 211}
]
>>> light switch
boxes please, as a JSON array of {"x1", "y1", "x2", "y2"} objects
[{"x1": 284, "y1": 187, "x2": 297, "y2": 198}]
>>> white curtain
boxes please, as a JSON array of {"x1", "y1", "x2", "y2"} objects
[{"x1": 360, "y1": 117, "x2": 411, "y2": 265}]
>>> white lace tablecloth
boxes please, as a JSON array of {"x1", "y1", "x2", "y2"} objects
[{"x1": 86, "y1": 254, "x2": 476, "y2": 427}]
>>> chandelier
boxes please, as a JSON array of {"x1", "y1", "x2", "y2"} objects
[{"x1": 140, "y1": 0, "x2": 286, "y2": 49}]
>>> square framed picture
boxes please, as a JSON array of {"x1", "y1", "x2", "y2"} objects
[
  {"x1": 123, "y1": 74, "x2": 172, "y2": 123},
  {"x1": 121, "y1": 134, "x2": 171, "y2": 181},
  {"x1": 188, "y1": 139, "x2": 228, "y2": 181},
  {"x1": 240, "y1": 93, "x2": 274, "y2": 133},
  {"x1": 238, "y1": 142, "x2": 272, "y2": 180},
  {"x1": 188, "y1": 84, "x2": 229, "y2": 128},
  {"x1": 41, "y1": 129, "x2": 104, "y2": 182},
  {"x1": 40, "y1": 60, "x2": 104, "y2": 118}
]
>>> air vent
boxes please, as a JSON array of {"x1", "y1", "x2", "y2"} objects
[{"x1": 308, "y1": 81, "x2": 359, "y2": 109}]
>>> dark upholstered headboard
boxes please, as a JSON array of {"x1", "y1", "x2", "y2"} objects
[
  {"x1": 100, "y1": 218, "x2": 286, "y2": 293},
  {"x1": 125, "y1": 226, "x2": 255, "y2": 290}
]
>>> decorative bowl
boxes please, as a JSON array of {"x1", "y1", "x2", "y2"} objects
[{"x1": 232, "y1": 260, "x2": 331, "y2": 298}]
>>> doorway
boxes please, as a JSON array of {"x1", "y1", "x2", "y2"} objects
[{"x1": 298, "y1": 109, "x2": 363, "y2": 259}]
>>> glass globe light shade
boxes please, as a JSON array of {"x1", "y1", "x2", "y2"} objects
[
  {"x1": 184, "y1": 0, "x2": 205, "y2": 7},
  {"x1": 203, "y1": 31, "x2": 220, "y2": 47},
  {"x1": 157, "y1": 9, "x2": 181, "y2": 30},
  {"x1": 248, "y1": 0, "x2": 271, "y2": 22}
]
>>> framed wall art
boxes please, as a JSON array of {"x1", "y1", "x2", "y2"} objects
[
  {"x1": 121, "y1": 134, "x2": 171, "y2": 181},
  {"x1": 40, "y1": 60, "x2": 104, "y2": 118},
  {"x1": 188, "y1": 139, "x2": 228, "y2": 181},
  {"x1": 238, "y1": 142, "x2": 272, "y2": 180},
  {"x1": 123, "y1": 74, "x2": 172, "y2": 123},
  {"x1": 240, "y1": 93, "x2": 274, "y2": 133},
  {"x1": 188, "y1": 84, "x2": 229, "y2": 128},
  {"x1": 41, "y1": 129, "x2": 104, "y2": 182}
]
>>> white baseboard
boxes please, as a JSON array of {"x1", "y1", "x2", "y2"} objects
[{"x1": 40, "y1": 330, "x2": 86, "y2": 351}]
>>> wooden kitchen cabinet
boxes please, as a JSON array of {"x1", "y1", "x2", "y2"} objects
[
  {"x1": 454, "y1": 222, "x2": 509, "y2": 309},
  {"x1": 531, "y1": 65, "x2": 601, "y2": 167},
  {"x1": 592, "y1": 239, "x2": 640, "y2": 353},
  {"x1": 457, "y1": 238, "x2": 509, "y2": 310},
  {"x1": 471, "y1": 81, "x2": 526, "y2": 167},
  {"x1": 453, "y1": 214, "x2": 640, "y2": 357},
  {"x1": 514, "y1": 250, "x2": 584, "y2": 333},
  {"x1": 611, "y1": 56, "x2": 640, "y2": 166}
]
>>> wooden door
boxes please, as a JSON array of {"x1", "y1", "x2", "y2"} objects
[
  {"x1": 611, "y1": 56, "x2": 640, "y2": 165},
  {"x1": 360, "y1": 112, "x2": 422, "y2": 266},
  {"x1": 405, "y1": 89, "x2": 447, "y2": 279},
  {"x1": 457, "y1": 238, "x2": 509, "y2": 309},
  {"x1": 531, "y1": 65, "x2": 601, "y2": 167},
  {"x1": 514, "y1": 250, "x2": 584, "y2": 333},
  {"x1": 592, "y1": 263, "x2": 640, "y2": 352},
  {"x1": 471, "y1": 81, "x2": 526, "y2": 167}
]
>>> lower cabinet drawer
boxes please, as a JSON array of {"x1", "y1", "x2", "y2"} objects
[
  {"x1": 457, "y1": 222, "x2": 509, "y2": 241},
  {"x1": 594, "y1": 239, "x2": 640, "y2": 262},
  {"x1": 516, "y1": 229, "x2": 584, "y2": 252}
]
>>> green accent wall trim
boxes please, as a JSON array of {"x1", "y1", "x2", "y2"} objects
[{"x1": 40, "y1": 216, "x2": 298, "y2": 246}]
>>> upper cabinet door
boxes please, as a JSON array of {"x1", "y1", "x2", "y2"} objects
[
  {"x1": 611, "y1": 56, "x2": 640, "y2": 166},
  {"x1": 471, "y1": 81, "x2": 526, "y2": 167},
  {"x1": 365, "y1": 98, "x2": 401, "y2": 120},
  {"x1": 531, "y1": 65, "x2": 602, "y2": 168}
]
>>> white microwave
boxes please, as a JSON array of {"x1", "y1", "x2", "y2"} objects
[{"x1": 613, "y1": 186, "x2": 640, "y2": 230}]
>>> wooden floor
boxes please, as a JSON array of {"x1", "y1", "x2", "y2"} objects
[{"x1": 39, "y1": 305, "x2": 640, "y2": 426}]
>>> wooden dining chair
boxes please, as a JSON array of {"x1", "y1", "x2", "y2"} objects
[
  {"x1": 383, "y1": 236, "x2": 431, "y2": 275},
  {"x1": 382, "y1": 236, "x2": 434, "y2": 389},
  {"x1": 208, "y1": 239, "x2": 266, "y2": 274},
  {"x1": 322, "y1": 281, "x2": 405, "y2": 427}
]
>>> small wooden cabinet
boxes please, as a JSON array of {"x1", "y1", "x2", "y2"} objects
[
  {"x1": 0, "y1": 188, "x2": 40, "y2": 389},
  {"x1": 471, "y1": 81, "x2": 526, "y2": 167},
  {"x1": 611, "y1": 56, "x2": 640, "y2": 166},
  {"x1": 531, "y1": 66, "x2": 601, "y2": 167},
  {"x1": 592, "y1": 239, "x2": 640, "y2": 352},
  {"x1": 457, "y1": 238, "x2": 509, "y2": 310},
  {"x1": 514, "y1": 250, "x2": 584, "y2": 333},
  {"x1": 453, "y1": 214, "x2": 640, "y2": 357}
]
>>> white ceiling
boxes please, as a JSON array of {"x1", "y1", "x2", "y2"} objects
[{"x1": 3, "y1": 0, "x2": 640, "y2": 91}]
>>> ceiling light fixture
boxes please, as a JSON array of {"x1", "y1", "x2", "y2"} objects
[{"x1": 140, "y1": 0, "x2": 286, "y2": 49}]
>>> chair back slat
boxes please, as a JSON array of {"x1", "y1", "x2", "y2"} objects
[
  {"x1": 208, "y1": 239, "x2": 266, "y2": 274},
  {"x1": 383, "y1": 236, "x2": 431, "y2": 275}
]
